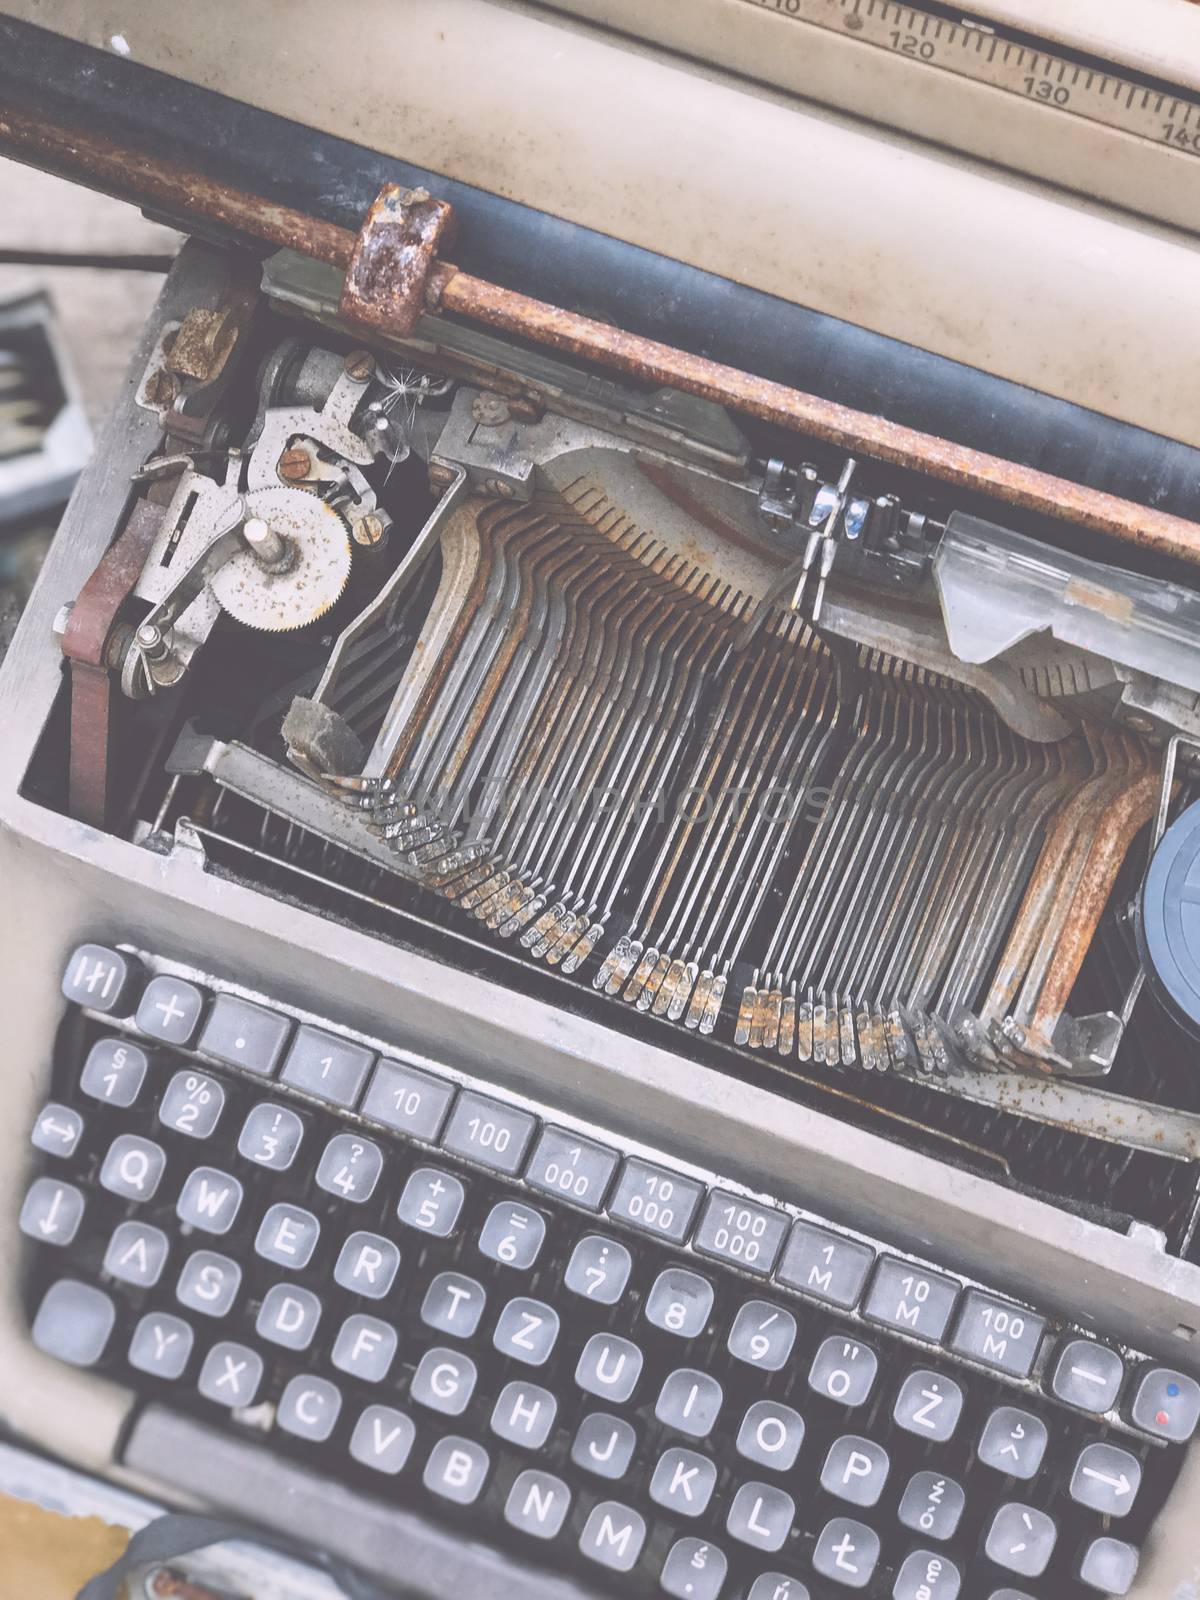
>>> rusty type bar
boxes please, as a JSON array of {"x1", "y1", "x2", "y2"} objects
[{"x1": 2, "y1": 102, "x2": 1198, "y2": 564}]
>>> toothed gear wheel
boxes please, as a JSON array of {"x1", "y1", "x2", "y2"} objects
[{"x1": 209, "y1": 484, "x2": 352, "y2": 632}]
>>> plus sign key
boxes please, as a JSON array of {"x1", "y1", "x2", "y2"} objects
[{"x1": 136, "y1": 975, "x2": 206, "y2": 1046}]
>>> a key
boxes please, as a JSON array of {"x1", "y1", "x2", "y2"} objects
[
  {"x1": 524, "y1": 1127, "x2": 619, "y2": 1211},
  {"x1": 1129, "y1": 1366, "x2": 1200, "y2": 1443},
  {"x1": 81, "y1": 1038, "x2": 148, "y2": 1107},
  {"x1": 176, "y1": 1166, "x2": 243, "y2": 1235},
  {"x1": 395, "y1": 1167, "x2": 465, "y2": 1236},
  {"x1": 607, "y1": 1159, "x2": 703, "y2": 1244},
  {"x1": 820, "y1": 1435, "x2": 890, "y2": 1508},
  {"x1": 575, "y1": 1333, "x2": 643, "y2": 1402},
  {"x1": 493, "y1": 1297, "x2": 559, "y2": 1366},
  {"x1": 31, "y1": 1279, "x2": 115, "y2": 1367},
  {"x1": 897, "y1": 1472, "x2": 965, "y2": 1542},
  {"x1": 477, "y1": 1201, "x2": 546, "y2": 1268},
  {"x1": 280, "y1": 1025, "x2": 374, "y2": 1109},
  {"x1": 256, "y1": 1283, "x2": 322, "y2": 1350},
  {"x1": 728, "y1": 1300, "x2": 797, "y2": 1371},
  {"x1": 892, "y1": 1549, "x2": 961, "y2": 1600},
  {"x1": 983, "y1": 1504, "x2": 1057, "y2": 1579},
  {"x1": 423, "y1": 1436, "x2": 489, "y2": 1506},
  {"x1": 1078, "y1": 1536, "x2": 1139, "y2": 1595},
  {"x1": 811, "y1": 1517, "x2": 880, "y2": 1590},
  {"x1": 236, "y1": 1102, "x2": 304, "y2": 1171},
  {"x1": 255, "y1": 1203, "x2": 321, "y2": 1270},
  {"x1": 361, "y1": 1058, "x2": 456, "y2": 1142},
  {"x1": 315, "y1": 1133, "x2": 384, "y2": 1203},
  {"x1": 863, "y1": 1257, "x2": 959, "y2": 1343},
  {"x1": 578, "y1": 1501, "x2": 645, "y2": 1574},
  {"x1": 100, "y1": 1134, "x2": 167, "y2": 1202},
  {"x1": 31, "y1": 1102, "x2": 84, "y2": 1159},
  {"x1": 410, "y1": 1347, "x2": 477, "y2": 1416},
  {"x1": 563, "y1": 1235, "x2": 632, "y2": 1304},
  {"x1": 777, "y1": 1220, "x2": 874, "y2": 1309},
  {"x1": 420, "y1": 1271, "x2": 486, "y2": 1337},
  {"x1": 977, "y1": 1406, "x2": 1048, "y2": 1480},
  {"x1": 694, "y1": 1191, "x2": 789, "y2": 1274},
  {"x1": 19, "y1": 1177, "x2": 84, "y2": 1247},
  {"x1": 159, "y1": 1070, "x2": 225, "y2": 1139},
  {"x1": 335, "y1": 1232, "x2": 400, "y2": 1300},
  {"x1": 491, "y1": 1381, "x2": 557, "y2": 1448},
  {"x1": 349, "y1": 1405, "x2": 416, "y2": 1475},
  {"x1": 277, "y1": 1375, "x2": 342, "y2": 1442},
  {"x1": 198, "y1": 994, "x2": 291, "y2": 1077},
  {"x1": 198, "y1": 1341, "x2": 263, "y2": 1408},
  {"x1": 331, "y1": 1314, "x2": 398, "y2": 1383},
  {"x1": 726, "y1": 1482, "x2": 795, "y2": 1553},
  {"x1": 572, "y1": 1412, "x2": 638, "y2": 1480},
  {"x1": 103, "y1": 1220, "x2": 169, "y2": 1287},
  {"x1": 441, "y1": 1091, "x2": 536, "y2": 1175},
  {"x1": 128, "y1": 1312, "x2": 194, "y2": 1379},
  {"x1": 808, "y1": 1335, "x2": 878, "y2": 1407},
  {"x1": 736, "y1": 1400, "x2": 805, "y2": 1472},
  {"x1": 655, "y1": 1369, "x2": 723, "y2": 1439},
  {"x1": 650, "y1": 1447, "x2": 717, "y2": 1517},
  {"x1": 176, "y1": 1250, "x2": 241, "y2": 1318},
  {"x1": 661, "y1": 1538, "x2": 727, "y2": 1600},
  {"x1": 645, "y1": 1267, "x2": 714, "y2": 1338},
  {"x1": 893, "y1": 1370, "x2": 964, "y2": 1442},
  {"x1": 1049, "y1": 1338, "x2": 1124, "y2": 1413},
  {"x1": 949, "y1": 1290, "x2": 1044, "y2": 1378},
  {"x1": 62, "y1": 944, "x2": 139, "y2": 1013},
  {"x1": 504, "y1": 1469, "x2": 571, "y2": 1540},
  {"x1": 136, "y1": 976, "x2": 206, "y2": 1046}
]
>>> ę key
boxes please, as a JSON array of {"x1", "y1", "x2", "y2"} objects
[{"x1": 892, "y1": 1549, "x2": 961, "y2": 1600}]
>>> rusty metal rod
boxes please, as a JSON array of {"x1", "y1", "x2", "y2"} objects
[{"x1": 3, "y1": 101, "x2": 1199, "y2": 565}]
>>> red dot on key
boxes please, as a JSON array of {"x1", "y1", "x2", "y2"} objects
[{"x1": 1156, "y1": 1409, "x2": 1170, "y2": 1425}]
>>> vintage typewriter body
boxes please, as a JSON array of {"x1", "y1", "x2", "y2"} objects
[{"x1": 4, "y1": 3, "x2": 1200, "y2": 1595}]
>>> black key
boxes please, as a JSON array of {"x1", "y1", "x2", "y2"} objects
[
  {"x1": 176, "y1": 1249, "x2": 242, "y2": 1318},
  {"x1": 892, "y1": 1549, "x2": 961, "y2": 1600},
  {"x1": 331, "y1": 1314, "x2": 398, "y2": 1384},
  {"x1": 777, "y1": 1219, "x2": 874, "y2": 1309},
  {"x1": 176, "y1": 1166, "x2": 243, "y2": 1235},
  {"x1": 1050, "y1": 1338, "x2": 1124, "y2": 1413},
  {"x1": 504, "y1": 1469, "x2": 571, "y2": 1540},
  {"x1": 62, "y1": 943, "x2": 139, "y2": 1013},
  {"x1": 280, "y1": 1025, "x2": 374, "y2": 1108},
  {"x1": 661, "y1": 1538, "x2": 727, "y2": 1600},
  {"x1": 491, "y1": 1380, "x2": 557, "y2": 1448},
  {"x1": 650, "y1": 1447, "x2": 717, "y2": 1517},
  {"x1": 255, "y1": 1203, "x2": 321, "y2": 1270},
  {"x1": 1070, "y1": 1441, "x2": 1141, "y2": 1517},
  {"x1": 420, "y1": 1271, "x2": 486, "y2": 1337},
  {"x1": 563, "y1": 1235, "x2": 632, "y2": 1304},
  {"x1": 728, "y1": 1300, "x2": 797, "y2": 1371},
  {"x1": 128, "y1": 1312, "x2": 194, "y2": 1379},
  {"x1": 808, "y1": 1335, "x2": 878, "y2": 1407},
  {"x1": 1129, "y1": 1365, "x2": 1200, "y2": 1443},
  {"x1": 862, "y1": 1257, "x2": 959, "y2": 1343},
  {"x1": 441, "y1": 1091, "x2": 536, "y2": 1175},
  {"x1": 524, "y1": 1126, "x2": 619, "y2": 1211},
  {"x1": 693, "y1": 1191, "x2": 789, "y2": 1275},
  {"x1": 198, "y1": 993, "x2": 291, "y2": 1076},
  {"x1": 820, "y1": 1435, "x2": 889, "y2": 1508},
  {"x1": 575, "y1": 1334, "x2": 643, "y2": 1403},
  {"x1": 335, "y1": 1232, "x2": 401, "y2": 1300},
  {"x1": 315, "y1": 1133, "x2": 384, "y2": 1203},
  {"x1": 977, "y1": 1406, "x2": 1048, "y2": 1480},
  {"x1": 736, "y1": 1401, "x2": 805, "y2": 1472},
  {"x1": 158, "y1": 1070, "x2": 226, "y2": 1140},
  {"x1": 81, "y1": 1037, "x2": 149, "y2": 1107},
  {"x1": 100, "y1": 1134, "x2": 167, "y2": 1202},
  {"x1": 607, "y1": 1158, "x2": 703, "y2": 1244},
  {"x1": 349, "y1": 1405, "x2": 416, "y2": 1475},
  {"x1": 493, "y1": 1297, "x2": 559, "y2": 1366},
  {"x1": 19, "y1": 1177, "x2": 84, "y2": 1247},
  {"x1": 655, "y1": 1368, "x2": 723, "y2": 1438},
  {"x1": 237, "y1": 1102, "x2": 304, "y2": 1171},
  {"x1": 30, "y1": 1102, "x2": 84, "y2": 1159},
  {"x1": 411, "y1": 1347, "x2": 477, "y2": 1416},
  {"x1": 572, "y1": 1412, "x2": 638, "y2": 1480},
  {"x1": 396, "y1": 1167, "x2": 465, "y2": 1236},
  {"x1": 983, "y1": 1503, "x2": 1057, "y2": 1579},
  {"x1": 726, "y1": 1481, "x2": 794, "y2": 1553},
  {"x1": 1077, "y1": 1536, "x2": 1139, "y2": 1595},
  {"x1": 645, "y1": 1267, "x2": 714, "y2": 1338},
  {"x1": 893, "y1": 1369, "x2": 964, "y2": 1442},
  {"x1": 277, "y1": 1375, "x2": 342, "y2": 1442},
  {"x1": 897, "y1": 1471, "x2": 965, "y2": 1542},
  {"x1": 136, "y1": 975, "x2": 206, "y2": 1046},
  {"x1": 198, "y1": 1341, "x2": 263, "y2": 1408},
  {"x1": 104, "y1": 1220, "x2": 169, "y2": 1287},
  {"x1": 423, "y1": 1437, "x2": 489, "y2": 1506},
  {"x1": 257, "y1": 1284, "x2": 322, "y2": 1351},
  {"x1": 578, "y1": 1501, "x2": 645, "y2": 1574},
  {"x1": 811, "y1": 1517, "x2": 880, "y2": 1589},
  {"x1": 949, "y1": 1289, "x2": 1044, "y2": 1378},
  {"x1": 478, "y1": 1200, "x2": 546, "y2": 1269},
  {"x1": 361, "y1": 1058, "x2": 455, "y2": 1142},
  {"x1": 31, "y1": 1279, "x2": 115, "y2": 1367}
]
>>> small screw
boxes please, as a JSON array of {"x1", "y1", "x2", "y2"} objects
[
  {"x1": 278, "y1": 445, "x2": 313, "y2": 482},
  {"x1": 484, "y1": 477, "x2": 516, "y2": 498},
  {"x1": 471, "y1": 392, "x2": 511, "y2": 427},
  {"x1": 344, "y1": 350, "x2": 375, "y2": 383},
  {"x1": 353, "y1": 512, "x2": 387, "y2": 547},
  {"x1": 1000, "y1": 1016, "x2": 1026, "y2": 1048},
  {"x1": 52, "y1": 601, "x2": 74, "y2": 637},
  {"x1": 143, "y1": 370, "x2": 177, "y2": 409},
  {"x1": 1125, "y1": 714, "x2": 1155, "y2": 735},
  {"x1": 135, "y1": 622, "x2": 170, "y2": 662},
  {"x1": 428, "y1": 462, "x2": 455, "y2": 489}
]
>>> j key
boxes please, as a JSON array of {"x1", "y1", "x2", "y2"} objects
[
  {"x1": 893, "y1": 1370, "x2": 964, "y2": 1442},
  {"x1": 977, "y1": 1406, "x2": 1048, "y2": 1480},
  {"x1": 411, "y1": 1347, "x2": 477, "y2": 1416},
  {"x1": 478, "y1": 1201, "x2": 546, "y2": 1269},
  {"x1": 1129, "y1": 1366, "x2": 1200, "y2": 1443},
  {"x1": 237, "y1": 1103, "x2": 304, "y2": 1172},
  {"x1": 808, "y1": 1335, "x2": 879, "y2": 1407},
  {"x1": 1070, "y1": 1441, "x2": 1141, "y2": 1517},
  {"x1": 255, "y1": 1203, "x2": 321, "y2": 1270},
  {"x1": 81, "y1": 1038, "x2": 148, "y2": 1107},
  {"x1": 572, "y1": 1412, "x2": 638, "y2": 1480},
  {"x1": 256, "y1": 1283, "x2": 322, "y2": 1350},
  {"x1": 524, "y1": 1127, "x2": 619, "y2": 1212},
  {"x1": 331, "y1": 1315, "x2": 398, "y2": 1384},
  {"x1": 649, "y1": 1447, "x2": 718, "y2": 1517},
  {"x1": 983, "y1": 1503, "x2": 1057, "y2": 1579},
  {"x1": 315, "y1": 1134, "x2": 383, "y2": 1203},
  {"x1": 504, "y1": 1469, "x2": 571, "y2": 1540},
  {"x1": 728, "y1": 1300, "x2": 797, "y2": 1371},
  {"x1": 176, "y1": 1250, "x2": 241, "y2": 1318},
  {"x1": 104, "y1": 1220, "x2": 169, "y2": 1287},
  {"x1": 656, "y1": 1369, "x2": 723, "y2": 1438},
  {"x1": 441, "y1": 1091, "x2": 536, "y2": 1175},
  {"x1": 661, "y1": 1537, "x2": 727, "y2": 1600},
  {"x1": 645, "y1": 1267, "x2": 714, "y2": 1338},
  {"x1": 62, "y1": 943, "x2": 140, "y2": 1013},
  {"x1": 423, "y1": 1437, "x2": 489, "y2": 1506},
  {"x1": 777, "y1": 1220, "x2": 875, "y2": 1309},
  {"x1": 493, "y1": 1297, "x2": 559, "y2": 1366},
  {"x1": 136, "y1": 976, "x2": 205, "y2": 1046},
  {"x1": 1050, "y1": 1339, "x2": 1124, "y2": 1413},
  {"x1": 31, "y1": 1279, "x2": 116, "y2": 1368},
  {"x1": 491, "y1": 1381, "x2": 557, "y2": 1449},
  {"x1": 607, "y1": 1159, "x2": 703, "y2": 1244},
  {"x1": 158, "y1": 1071, "x2": 225, "y2": 1140},
  {"x1": 100, "y1": 1134, "x2": 166, "y2": 1202},
  {"x1": 176, "y1": 1166, "x2": 243, "y2": 1235},
  {"x1": 820, "y1": 1435, "x2": 890, "y2": 1508},
  {"x1": 949, "y1": 1289, "x2": 1044, "y2": 1379},
  {"x1": 128, "y1": 1311, "x2": 194, "y2": 1379},
  {"x1": 563, "y1": 1235, "x2": 632, "y2": 1304},
  {"x1": 897, "y1": 1471, "x2": 965, "y2": 1542},
  {"x1": 281, "y1": 1026, "x2": 374, "y2": 1109},
  {"x1": 578, "y1": 1501, "x2": 646, "y2": 1574},
  {"x1": 349, "y1": 1405, "x2": 416, "y2": 1475},
  {"x1": 198, "y1": 1340, "x2": 263, "y2": 1408},
  {"x1": 30, "y1": 1102, "x2": 83, "y2": 1159},
  {"x1": 693, "y1": 1192, "x2": 789, "y2": 1275},
  {"x1": 20, "y1": 1177, "x2": 84, "y2": 1246},
  {"x1": 726, "y1": 1482, "x2": 795, "y2": 1553},
  {"x1": 893, "y1": 1549, "x2": 962, "y2": 1600},
  {"x1": 198, "y1": 993, "x2": 291, "y2": 1077},
  {"x1": 361, "y1": 1058, "x2": 455, "y2": 1143},
  {"x1": 277, "y1": 1375, "x2": 342, "y2": 1442},
  {"x1": 421, "y1": 1271, "x2": 486, "y2": 1338},
  {"x1": 335, "y1": 1232, "x2": 400, "y2": 1300},
  {"x1": 736, "y1": 1400, "x2": 805, "y2": 1472},
  {"x1": 576, "y1": 1334, "x2": 643, "y2": 1402},
  {"x1": 396, "y1": 1167, "x2": 465, "y2": 1236},
  {"x1": 811, "y1": 1517, "x2": 881, "y2": 1590},
  {"x1": 1078, "y1": 1536, "x2": 1139, "y2": 1596},
  {"x1": 863, "y1": 1257, "x2": 959, "y2": 1343}
]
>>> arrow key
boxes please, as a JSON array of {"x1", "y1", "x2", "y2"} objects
[
  {"x1": 19, "y1": 1176, "x2": 85, "y2": 1246},
  {"x1": 1070, "y1": 1441, "x2": 1141, "y2": 1517},
  {"x1": 31, "y1": 1103, "x2": 84, "y2": 1160}
]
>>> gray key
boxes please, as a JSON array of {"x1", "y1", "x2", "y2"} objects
[
  {"x1": 950, "y1": 1290, "x2": 1045, "y2": 1378},
  {"x1": 198, "y1": 994, "x2": 291, "y2": 1076},
  {"x1": 335, "y1": 1232, "x2": 400, "y2": 1300},
  {"x1": 198, "y1": 1341, "x2": 263, "y2": 1408},
  {"x1": 81, "y1": 1037, "x2": 148, "y2": 1107},
  {"x1": 694, "y1": 1191, "x2": 789, "y2": 1275},
  {"x1": 316, "y1": 1133, "x2": 384, "y2": 1202},
  {"x1": 257, "y1": 1284, "x2": 322, "y2": 1350},
  {"x1": 808, "y1": 1335, "x2": 879, "y2": 1407},
  {"x1": 176, "y1": 1166, "x2": 242, "y2": 1234},
  {"x1": 645, "y1": 1267, "x2": 714, "y2": 1338},
  {"x1": 525, "y1": 1126, "x2": 619, "y2": 1211},
  {"x1": 656, "y1": 1368, "x2": 723, "y2": 1438},
  {"x1": 777, "y1": 1219, "x2": 874, "y2": 1309},
  {"x1": 396, "y1": 1167, "x2": 465, "y2": 1236},
  {"x1": 255, "y1": 1203, "x2": 321, "y2": 1270},
  {"x1": 31, "y1": 1279, "x2": 115, "y2": 1367},
  {"x1": 572, "y1": 1412, "x2": 637, "y2": 1480},
  {"x1": 63, "y1": 943, "x2": 138, "y2": 1013},
  {"x1": 978, "y1": 1407, "x2": 1048, "y2": 1479},
  {"x1": 863, "y1": 1257, "x2": 959, "y2": 1343},
  {"x1": 893, "y1": 1370, "x2": 964, "y2": 1442},
  {"x1": 1070, "y1": 1441, "x2": 1141, "y2": 1516},
  {"x1": 478, "y1": 1200, "x2": 546, "y2": 1268},
  {"x1": 504, "y1": 1469, "x2": 571, "y2": 1540},
  {"x1": 898, "y1": 1472, "x2": 965, "y2": 1541},
  {"x1": 728, "y1": 1300, "x2": 796, "y2": 1371},
  {"x1": 281, "y1": 1025, "x2": 374, "y2": 1108},
  {"x1": 607, "y1": 1159, "x2": 703, "y2": 1243},
  {"x1": 748, "y1": 1575, "x2": 810, "y2": 1600},
  {"x1": 650, "y1": 1447, "x2": 717, "y2": 1517},
  {"x1": 1050, "y1": 1339, "x2": 1124, "y2": 1413},
  {"x1": 176, "y1": 1250, "x2": 241, "y2": 1318},
  {"x1": 104, "y1": 1220, "x2": 169, "y2": 1287},
  {"x1": 984, "y1": 1503, "x2": 1057, "y2": 1579},
  {"x1": 812, "y1": 1517, "x2": 880, "y2": 1590},
  {"x1": 349, "y1": 1405, "x2": 416, "y2": 1475},
  {"x1": 136, "y1": 976, "x2": 206, "y2": 1046},
  {"x1": 128, "y1": 1312, "x2": 194, "y2": 1379},
  {"x1": 576, "y1": 1333, "x2": 643, "y2": 1402},
  {"x1": 1078, "y1": 1536, "x2": 1139, "y2": 1595},
  {"x1": 423, "y1": 1436, "x2": 489, "y2": 1505},
  {"x1": 564, "y1": 1235, "x2": 631, "y2": 1304},
  {"x1": 410, "y1": 1346, "x2": 477, "y2": 1415},
  {"x1": 237, "y1": 1103, "x2": 304, "y2": 1171},
  {"x1": 893, "y1": 1550, "x2": 961, "y2": 1600},
  {"x1": 100, "y1": 1134, "x2": 166, "y2": 1201},
  {"x1": 736, "y1": 1400, "x2": 805, "y2": 1472},
  {"x1": 491, "y1": 1380, "x2": 557, "y2": 1448},
  {"x1": 361, "y1": 1059, "x2": 455, "y2": 1142},
  {"x1": 159, "y1": 1070, "x2": 226, "y2": 1139},
  {"x1": 421, "y1": 1271, "x2": 486, "y2": 1337},
  {"x1": 31, "y1": 1102, "x2": 84, "y2": 1160},
  {"x1": 20, "y1": 1177, "x2": 84, "y2": 1246},
  {"x1": 277, "y1": 1374, "x2": 343, "y2": 1442},
  {"x1": 441, "y1": 1091, "x2": 536, "y2": 1175},
  {"x1": 1130, "y1": 1365, "x2": 1200, "y2": 1443},
  {"x1": 821, "y1": 1435, "x2": 890, "y2": 1508},
  {"x1": 661, "y1": 1539, "x2": 727, "y2": 1600},
  {"x1": 493, "y1": 1297, "x2": 559, "y2": 1366},
  {"x1": 331, "y1": 1314, "x2": 398, "y2": 1383},
  {"x1": 578, "y1": 1501, "x2": 645, "y2": 1573},
  {"x1": 726, "y1": 1481, "x2": 795, "y2": 1552}
]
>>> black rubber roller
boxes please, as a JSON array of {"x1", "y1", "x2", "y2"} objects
[{"x1": 1139, "y1": 797, "x2": 1200, "y2": 1034}]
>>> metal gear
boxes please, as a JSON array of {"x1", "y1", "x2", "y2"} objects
[{"x1": 209, "y1": 484, "x2": 352, "y2": 632}]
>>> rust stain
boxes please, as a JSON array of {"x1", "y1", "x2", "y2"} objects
[{"x1": 339, "y1": 183, "x2": 456, "y2": 339}]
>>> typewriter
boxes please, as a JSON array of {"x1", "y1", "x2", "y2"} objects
[{"x1": 3, "y1": 3, "x2": 1200, "y2": 1596}]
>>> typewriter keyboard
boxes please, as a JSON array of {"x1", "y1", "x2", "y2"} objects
[{"x1": 18, "y1": 942, "x2": 1200, "y2": 1597}]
